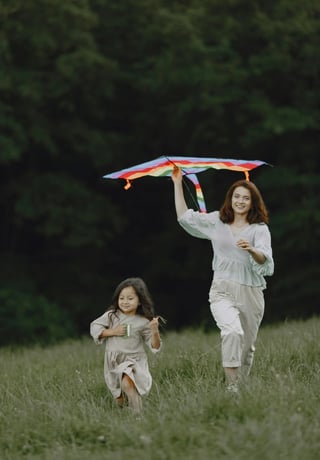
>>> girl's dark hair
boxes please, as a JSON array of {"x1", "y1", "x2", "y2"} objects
[
  {"x1": 219, "y1": 180, "x2": 269, "y2": 224},
  {"x1": 107, "y1": 277, "x2": 155, "y2": 321}
]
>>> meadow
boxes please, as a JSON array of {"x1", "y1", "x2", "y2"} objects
[{"x1": 1, "y1": 317, "x2": 319, "y2": 460}]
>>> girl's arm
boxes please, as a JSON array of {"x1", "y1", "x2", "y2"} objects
[
  {"x1": 98, "y1": 324, "x2": 126, "y2": 339},
  {"x1": 90, "y1": 312, "x2": 126, "y2": 344},
  {"x1": 149, "y1": 317, "x2": 161, "y2": 350},
  {"x1": 171, "y1": 167, "x2": 188, "y2": 219}
]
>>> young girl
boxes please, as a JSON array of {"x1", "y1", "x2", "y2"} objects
[{"x1": 90, "y1": 277, "x2": 162, "y2": 414}]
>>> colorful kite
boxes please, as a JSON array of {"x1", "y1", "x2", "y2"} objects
[{"x1": 103, "y1": 156, "x2": 269, "y2": 212}]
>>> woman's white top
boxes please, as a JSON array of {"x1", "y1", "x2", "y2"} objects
[{"x1": 178, "y1": 210, "x2": 274, "y2": 289}]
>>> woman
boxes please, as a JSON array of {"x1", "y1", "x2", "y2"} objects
[{"x1": 171, "y1": 167, "x2": 274, "y2": 392}]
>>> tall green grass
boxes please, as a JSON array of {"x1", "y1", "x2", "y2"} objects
[{"x1": 1, "y1": 317, "x2": 319, "y2": 459}]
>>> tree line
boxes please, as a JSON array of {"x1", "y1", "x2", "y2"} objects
[{"x1": 0, "y1": 0, "x2": 319, "y2": 346}]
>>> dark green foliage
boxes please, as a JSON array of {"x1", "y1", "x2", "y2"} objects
[
  {"x1": 0, "y1": 0, "x2": 319, "y2": 345},
  {"x1": 0, "y1": 288, "x2": 75, "y2": 346}
]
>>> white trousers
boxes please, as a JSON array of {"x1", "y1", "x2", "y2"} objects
[{"x1": 209, "y1": 279, "x2": 265, "y2": 377}]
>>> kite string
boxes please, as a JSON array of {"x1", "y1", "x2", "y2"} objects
[
  {"x1": 181, "y1": 176, "x2": 201, "y2": 211},
  {"x1": 164, "y1": 155, "x2": 201, "y2": 212}
]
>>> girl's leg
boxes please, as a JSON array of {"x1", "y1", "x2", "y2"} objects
[
  {"x1": 116, "y1": 394, "x2": 126, "y2": 408},
  {"x1": 121, "y1": 374, "x2": 142, "y2": 414}
]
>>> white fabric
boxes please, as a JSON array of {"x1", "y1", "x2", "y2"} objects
[
  {"x1": 178, "y1": 209, "x2": 274, "y2": 376},
  {"x1": 178, "y1": 209, "x2": 274, "y2": 289},
  {"x1": 209, "y1": 279, "x2": 264, "y2": 375}
]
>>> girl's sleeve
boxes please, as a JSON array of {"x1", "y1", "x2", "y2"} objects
[
  {"x1": 178, "y1": 210, "x2": 218, "y2": 240},
  {"x1": 249, "y1": 224, "x2": 274, "y2": 277},
  {"x1": 90, "y1": 312, "x2": 111, "y2": 345},
  {"x1": 140, "y1": 322, "x2": 162, "y2": 354}
]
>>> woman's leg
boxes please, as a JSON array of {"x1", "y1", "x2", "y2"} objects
[
  {"x1": 209, "y1": 281, "x2": 244, "y2": 389},
  {"x1": 224, "y1": 366, "x2": 239, "y2": 384},
  {"x1": 237, "y1": 287, "x2": 265, "y2": 378}
]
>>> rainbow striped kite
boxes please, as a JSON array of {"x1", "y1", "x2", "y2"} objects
[{"x1": 103, "y1": 156, "x2": 269, "y2": 212}]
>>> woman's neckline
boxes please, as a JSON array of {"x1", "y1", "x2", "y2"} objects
[{"x1": 229, "y1": 221, "x2": 250, "y2": 235}]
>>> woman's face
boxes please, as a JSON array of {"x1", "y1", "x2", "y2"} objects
[{"x1": 231, "y1": 186, "x2": 252, "y2": 216}]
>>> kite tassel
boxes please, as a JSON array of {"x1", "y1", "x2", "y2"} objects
[{"x1": 124, "y1": 179, "x2": 131, "y2": 190}]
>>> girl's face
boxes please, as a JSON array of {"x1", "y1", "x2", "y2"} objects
[
  {"x1": 118, "y1": 286, "x2": 140, "y2": 316},
  {"x1": 231, "y1": 186, "x2": 252, "y2": 216}
]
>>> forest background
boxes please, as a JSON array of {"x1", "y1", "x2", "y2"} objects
[{"x1": 0, "y1": 0, "x2": 319, "y2": 346}]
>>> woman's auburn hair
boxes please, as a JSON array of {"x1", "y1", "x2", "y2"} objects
[{"x1": 219, "y1": 180, "x2": 269, "y2": 224}]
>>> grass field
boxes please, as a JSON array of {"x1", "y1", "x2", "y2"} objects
[{"x1": 1, "y1": 317, "x2": 319, "y2": 460}]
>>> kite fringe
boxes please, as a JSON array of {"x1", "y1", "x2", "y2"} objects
[{"x1": 124, "y1": 179, "x2": 131, "y2": 190}]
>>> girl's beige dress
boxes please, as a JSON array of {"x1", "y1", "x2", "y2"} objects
[{"x1": 90, "y1": 311, "x2": 161, "y2": 398}]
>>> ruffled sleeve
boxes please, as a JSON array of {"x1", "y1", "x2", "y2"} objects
[
  {"x1": 90, "y1": 311, "x2": 112, "y2": 345},
  {"x1": 178, "y1": 209, "x2": 219, "y2": 240},
  {"x1": 249, "y1": 224, "x2": 274, "y2": 277}
]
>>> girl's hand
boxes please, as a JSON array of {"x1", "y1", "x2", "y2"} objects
[
  {"x1": 149, "y1": 316, "x2": 160, "y2": 333},
  {"x1": 99, "y1": 324, "x2": 126, "y2": 339},
  {"x1": 112, "y1": 324, "x2": 127, "y2": 337},
  {"x1": 149, "y1": 317, "x2": 161, "y2": 350}
]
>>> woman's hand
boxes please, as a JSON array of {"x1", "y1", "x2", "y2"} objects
[
  {"x1": 171, "y1": 166, "x2": 188, "y2": 218},
  {"x1": 237, "y1": 239, "x2": 266, "y2": 264},
  {"x1": 236, "y1": 238, "x2": 252, "y2": 252},
  {"x1": 171, "y1": 166, "x2": 183, "y2": 184}
]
